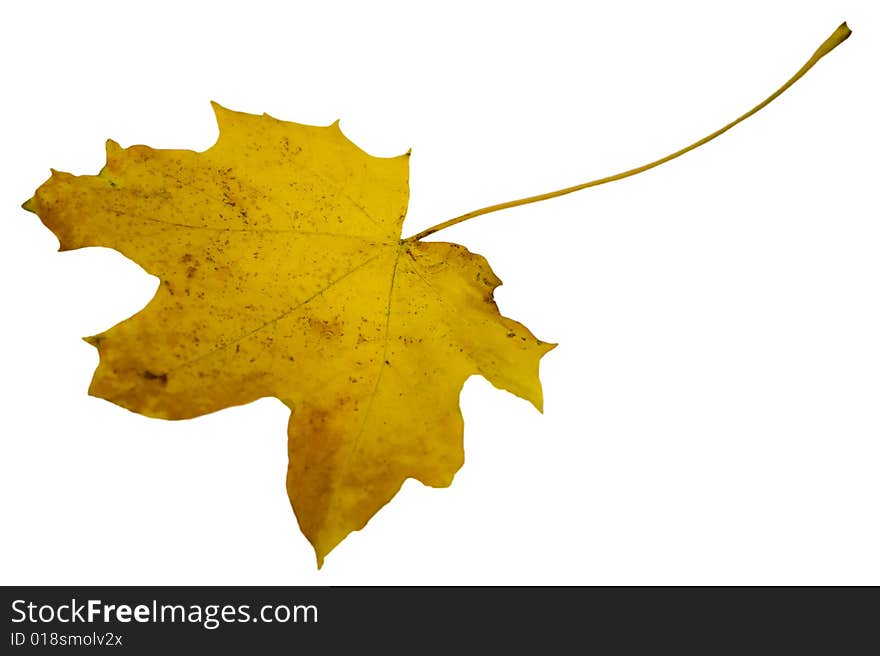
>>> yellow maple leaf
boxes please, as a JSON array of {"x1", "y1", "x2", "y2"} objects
[
  {"x1": 22, "y1": 23, "x2": 850, "y2": 567},
  {"x1": 26, "y1": 106, "x2": 554, "y2": 565}
]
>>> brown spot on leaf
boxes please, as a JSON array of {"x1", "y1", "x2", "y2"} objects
[{"x1": 142, "y1": 370, "x2": 168, "y2": 384}]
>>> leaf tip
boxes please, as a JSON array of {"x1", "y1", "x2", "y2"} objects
[
  {"x1": 533, "y1": 395, "x2": 545, "y2": 414},
  {"x1": 21, "y1": 197, "x2": 35, "y2": 213},
  {"x1": 531, "y1": 341, "x2": 558, "y2": 413},
  {"x1": 209, "y1": 100, "x2": 232, "y2": 126},
  {"x1": 82, "y1": 334, "x2": 102, "y2": 348}
]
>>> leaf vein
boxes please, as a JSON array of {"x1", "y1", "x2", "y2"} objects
[{"x1": 347, "y1": 248, "x2": 402, "y2": 459}]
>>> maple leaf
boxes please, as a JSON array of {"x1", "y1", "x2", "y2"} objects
[
  {"x1": 22, "y1": 22, "x2": 850, "y2": 566},
  {"x1": 25, "y1": 105, "x2": 555, "y2": 565}
]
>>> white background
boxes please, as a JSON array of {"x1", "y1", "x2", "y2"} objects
[{"x1": 1, "y1": 1, "x2": 877, "y2": 585}]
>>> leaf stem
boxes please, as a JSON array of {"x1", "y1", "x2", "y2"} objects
[{"x1": 407, "y1": 22, "x2": 851, "y2": 242}]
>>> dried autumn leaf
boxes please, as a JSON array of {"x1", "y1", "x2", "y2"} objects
[
  {"x1": 23, "y1": 22, "x2": 850, "y2": 566},
  {"x1": 25, "y1": 105, "x2": 555, "y2": 565}
]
